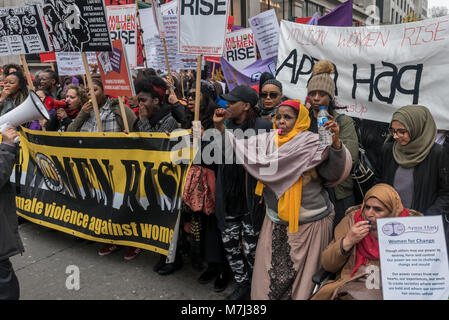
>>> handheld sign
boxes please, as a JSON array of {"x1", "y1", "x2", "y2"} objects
[
  {"x1": 378, "y1": 215, "x2": 449, "y2": 300},
  {"x1": 224, "y1": 28, "x2": 257, "y2": 70},
  {"x1": 248, "y1": 9, "x2": 279, "y2": 61},
  {"x1": 0, "y1": 5, "x2": 51, "y2": 56},
  {"x1": 178, "y1": 0, "x2": 230, "y2": 56},
  {"x1": 43, "y1": 0, "x2": 112, "y2": 52},
  {"x1": 106, "y1": 4, "x2": 138, "y2": 69}
]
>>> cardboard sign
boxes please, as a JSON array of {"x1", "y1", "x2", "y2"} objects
[
  {"x1": 55, "y1": 52, "x2": 97, "y2": 76},
  {"x1": 43, "y1": 0, "x2": 112, "y2": 52},
  {"x1": 178, "y1": 0, "x2": 230, "y2": 56},
  {"x1": 97, "y1": 39, "x2": 135, "y2": 97},
  {"x1": 224, "y1": 28, "x2": 257, "y2": 70},
  {"x1": 0, "y1": 5, "x2": 51, "y2": 56},
  {"x1": 106, "y1": 4, "x2": 138, "y2": 69},
  {"x1": 276, "y1": 17, "x2": 449, "y2": 129},
  {"x1": 378, "y1": 215, "x2": 449, "y2": 300},
  {"x1": 248, "y1": 9, "x2": 279, "y2": 61}
]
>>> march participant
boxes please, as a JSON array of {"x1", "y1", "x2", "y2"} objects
[
  {"x1": 213, "y1": 85, "x2": 272, "y2": 300},
  {"x1": 213, "y1": 99, "x2": 352, "y2": 300},
  {"x1": 38, "y1": 69, "x2": 65, "y2": 100},
  {"x1": 0, "y1": 72, "x2": 28, "y2": 116},
  {"x1": 307, "y1": 61, "x2": 359, "y2": 229}
]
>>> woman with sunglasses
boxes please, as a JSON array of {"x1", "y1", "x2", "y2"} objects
[
  {"x1": 258, "y1": 79, "x2": 284, "y2": 121},
  {"x1": 379, "y1": 105, "x2": 449, "y2": 250}
]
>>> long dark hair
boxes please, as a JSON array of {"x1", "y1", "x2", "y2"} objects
[{"x1": 7, "y1": 71, "x2": 28, "y2": 97}]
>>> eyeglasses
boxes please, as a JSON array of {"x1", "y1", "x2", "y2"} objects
[
  {"x1": 260, "y1": 92, "x2": 280, "y2": 99},
  {"x1": 187, "y1": 92, "x2": 196, "y2": 99},
  {"x1": 389, "y1": 127, "x2": 408, "y2": 137}
]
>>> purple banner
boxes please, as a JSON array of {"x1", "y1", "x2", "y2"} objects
[
  {"x1": 318, "y1": 0, "x2": 353, "y2": 27},
  {"x1": 220, "y1": 57, "x2": 277, "y2": 91}
]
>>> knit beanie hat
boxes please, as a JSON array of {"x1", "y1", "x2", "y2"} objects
[
  {"x1": 307, "y1": 61, "x2": 335, "y2": 100},
  {"x1": 261, "y1": 79, "x2": 283, "y2": 92}
]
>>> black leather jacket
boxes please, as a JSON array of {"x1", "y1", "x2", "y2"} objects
[{"x1": 380, "y1": 141, "x2": 449, "y2": 216}]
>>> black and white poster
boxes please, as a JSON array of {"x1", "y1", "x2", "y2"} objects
[
  {"x1": 0, "y1": 5, "x2": 52, "y2": 56},
  {"x1": 43, "y1": 0, "x2": 112, "y2": 52}
]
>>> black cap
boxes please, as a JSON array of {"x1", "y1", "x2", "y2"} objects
[{"x1": 221, "y1": 85, "x2": 259, "y2": 107}]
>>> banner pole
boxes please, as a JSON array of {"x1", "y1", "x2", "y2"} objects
[
  {"x1": 20, "y1": 55, "x2": 35, "y2": 91},
  {"x1": 81, "y1": 52, "x2": 103, "y2": 133},
  {"x1": 180, "y1": 70, "x2": 185, "y2": 99},
  {"x1": 136, "y1": 7, "x2": 149, "y2": 69},
  {"x1": 118, "y1": 96, "x2": 130, "y2": 134},
  {"x1": 192, "y1": 55, "x2": 202, "y2": 157}
]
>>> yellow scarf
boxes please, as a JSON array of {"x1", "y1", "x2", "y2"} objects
[{"x1": 255, "y1": 100, "x2": 311, "y2": 233}]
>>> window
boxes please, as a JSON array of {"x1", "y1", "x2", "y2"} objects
[
  {"x1": 259, "y1": 0, "x2": 293, "y2": 20},
  {"x1": 303, "y1": 0, "x2": 324, "y2": 17}
]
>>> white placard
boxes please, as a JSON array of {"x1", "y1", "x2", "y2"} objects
[
  {"x1": 55, "y1": 52, "x2": 97, "y2": 76},
  {"x1": 378, "y1": 215, "x2": 449, "y2": 300},
  {"x1": 178, "y1": 0, "x2": 230, "y2": 56},
  {"x1": 248, "y1": 9, "x2": 279, "y2": 61},
  {"x1": 276, "y1": 16, "x2": 449, "y2": 129},
  {"x1": 224, "y1": 28, "x2": 257, "y2": 70},
  {"x1": 106, "y1": 4, "x2": 138, "y2": 69}
]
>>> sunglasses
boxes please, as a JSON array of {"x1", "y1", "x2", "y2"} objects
[
  {"x1": 388, "y1": 127, "x2": 408, "y2": 137},
  {"x1": 187, "y1": 92, "x2": 196, "y2": 99},
  {"x1": 260, "y1": 92, "x2": 280, "y2": 99}
]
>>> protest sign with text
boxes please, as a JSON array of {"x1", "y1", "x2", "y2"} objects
[
  {"x1": 106, "y1": 4, "x2": 138, "y2": 69},
  {"x1": 178, "y1": 0, "x2": 230, "y2": 56},
  {"x1": 248, "y1": 9, "x2": 279, "y2": 61},
  {"x1": 97, "y1": 39, "x2": 135, "y2": 97},
  {"x1": 224, "y1": 28, "x2": 257, "y2": 70},
  {"x1": 276, "y1": 17, "x2": 449, "y2": 129},
  {"x1": 14, "y1": 128, "x2": 194, "y2": 256},
  {"x1": 43, "y1": 0, "x2": 112, "y2": 52},
  {"x1": 0, "y1": 5, "x2": 51, "y2": 56},
  {"x1": 55, "y1": 52, "x2": 97, "y2": 76},
  {"x1": 378, "y1": 215, "x2": 449, "y2": 300}
]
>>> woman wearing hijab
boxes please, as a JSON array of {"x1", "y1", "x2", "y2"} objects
[
  {"x1": 311, "y1": 183, "x2": 422, "y2": 300},
  {"x1": 213, "y1": 99, "x2": 353, "y2": 300},
  {"x1": 379, "y1": 105, "x2": 449, "y2": 253}
]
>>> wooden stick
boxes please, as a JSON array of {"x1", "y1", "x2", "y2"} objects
[
  {"x1": 194, "y1": 56, "x2": 202, "y2": 122},
  {"x1": 81, "y1": 52, "x2": 103, "y2": 132},
  {"x1": 136, "y1": 6, "x2": 149, "y2": 68},
  {"x1": 118, "y1": 96, "x2": 130, "y2": 134},
  {"x1": 180, "y1": 70, "x2": 185, "y2": 99},
  {"x1": 20, "y1": 55, "x2": 35, "y2": 91}
]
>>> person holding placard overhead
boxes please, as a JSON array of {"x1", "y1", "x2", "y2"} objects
[
  {"x1": 379, "y1": 105, "x2": 449, "y2": 253},
  {"x1": 310, "y1": 184, "x2": 422, "y2": 300}
]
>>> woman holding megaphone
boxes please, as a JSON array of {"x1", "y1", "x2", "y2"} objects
[
  {"x1": 0, "y1": 72, "x2": 28, "y2": 116},
  {"x1": 45, "y1": 84, "x2": 88, "y2": 132}
]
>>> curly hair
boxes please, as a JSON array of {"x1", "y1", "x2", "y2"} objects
[{"x1": 65, "y1": 84, "x2": 88, "y2": 108}]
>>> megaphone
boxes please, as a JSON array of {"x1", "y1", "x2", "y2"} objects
[{"x1": 0, "y1": 91, "x2": 50, "y2": 143}]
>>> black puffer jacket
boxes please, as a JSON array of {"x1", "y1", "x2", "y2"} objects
[
  {"x1": 379, "y1": 141, "x2": 449, "y2": 216},
  {"x1": 0, "y1": 143, "x2": 24, "y2": 261}
]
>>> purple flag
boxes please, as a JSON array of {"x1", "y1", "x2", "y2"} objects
[
  {"x1": 318, "y1": 0, "x2": 353, "y2": 27},
  {"x1": 220, "y1": 57, "x2": 277, "y2": 91},
  {"x1": 307, "y1": 12, "x2": 319, "y2": 25}
]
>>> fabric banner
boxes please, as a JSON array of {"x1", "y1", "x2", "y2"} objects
[
  {"x1": 276, "y1": 17, "x2": 449, "y2": 129},
  {"x1": 317, "y1": 0, "x2": 353, "y2": 27},
  {"x1": 224, "y1": 28, "x2": 257, "y2": 70},
  {"x1": 0, "y1": 5, "x2": 51, "y2": 56},
  {"x1": 97, "y1": 39, "x2": 135, "y2": 96},
  {"x1": 106, "y1": 4, "x2": 138, "y2": 69},
  {"x1": 178, "y1": 0, "x2": 230, "y2": 56},
  {"x1": 248, "y1": 9, "x2": 279, "y2": 61},
  {"x1": 43, "y1": 0, "x2": 112, "y2": 52},
  {"x1": 14, "y1": 128, "x2": 194, "y2": 256},
  {"x1": 221, "y1": 56, "x2": 276, "y2": 91}
]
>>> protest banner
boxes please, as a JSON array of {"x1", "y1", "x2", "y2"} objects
[
  {"x1": 178, "y1": 0, "x2": 230, "y2": 56},
  {"x1": 106, "y1": 4, "x2": 138, "y2": 69},
  {"x1": 220, "y1": 56, "x2": 276, "y2": 91},
  {"x1": 248, "y1": 9, "x2": 279, "y2": 61},
  {"x1": 43, "y1": 0, "x2": 112, "y2": 52},
  {"x1": 224, "y1": 28, "x2": 257, "y2": 70},
  {"x1": 378, "y1": 215, "x2": 449, "y2": 300},
  {"x1": 0, "y1": 5, "x2": 51, "y2": 56},
  {"x1": 317, "y1": 0, "x2": 353, "y2": 26},
  {"x1": 14, "y1": 127, "x2": 194, "y2": 257},
  {"x1": 276, "y1": 16, "x2": 449, "y2": 129}
]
